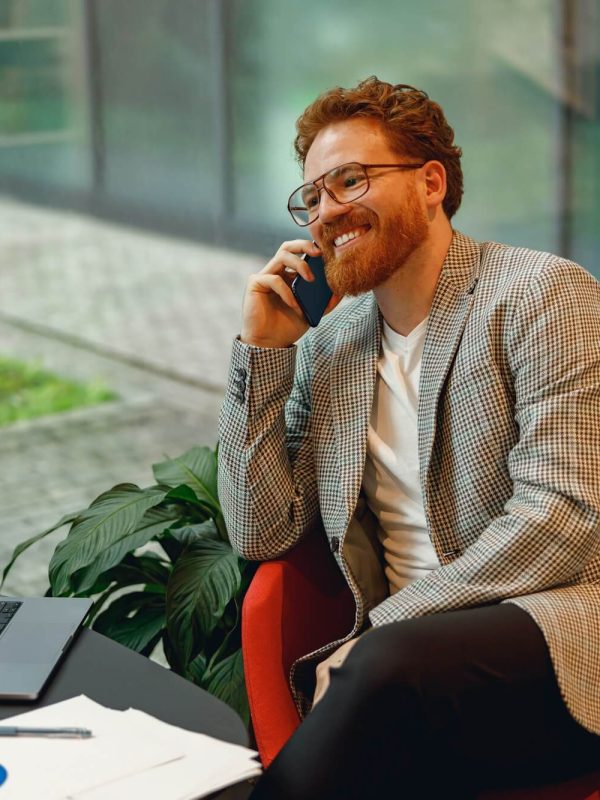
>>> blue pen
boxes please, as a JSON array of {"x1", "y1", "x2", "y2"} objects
[{"x1": 0, "y1": 726, "x2": 92, "y2": 738}]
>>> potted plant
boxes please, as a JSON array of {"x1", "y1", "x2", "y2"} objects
[{"x1": 1, "y1": 446, "x2": 256, "y2": 725}]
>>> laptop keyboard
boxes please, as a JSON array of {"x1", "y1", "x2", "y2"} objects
[{"x1": 0, "y1": 601, "x2": 22, "y2": 634}]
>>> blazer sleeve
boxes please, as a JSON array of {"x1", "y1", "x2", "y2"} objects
[
  {"x1": 370, "y1": 259, "x2": 600, "y2": 626},
  {"x1": 217, "y1": 335, "x2": 321, "y2": 560}
]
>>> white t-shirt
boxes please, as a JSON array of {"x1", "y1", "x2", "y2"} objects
[{"x1": 362, "y1": 316, "x2": 441, "y2": 593}]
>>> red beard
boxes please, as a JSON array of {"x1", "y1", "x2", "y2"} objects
[{"x1": 320, "y1": 184, "x2": 429, "y2": 297}]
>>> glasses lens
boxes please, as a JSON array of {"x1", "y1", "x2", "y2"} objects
[
  {"x1": 287, "y1": 163, "x2": 369, "y2": 226},
  {"x1": 289, "y1": 184, "x2": 319, "y2": 226},
  {"x1": 324, "y1": 163, "x2": 368, "y2": 203}
]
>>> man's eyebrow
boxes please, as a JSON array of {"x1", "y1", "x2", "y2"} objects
[{"x1": 303, "y1": 164, "x2": 351, "y2": 184}]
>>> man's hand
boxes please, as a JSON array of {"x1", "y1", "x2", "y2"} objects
[
  {"x1": 240, "y1": 240, "x2": 341, "y2": 349},
  {"x1": 312, "y1": 637, "x2": 361, "y2": 707}
]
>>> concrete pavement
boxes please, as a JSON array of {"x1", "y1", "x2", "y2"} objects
[{"x1": 0, "y1": 196, "x2": 263, "y2": 598}]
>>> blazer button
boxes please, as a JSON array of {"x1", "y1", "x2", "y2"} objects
[
  {"x1": 330, "y1": 536, "x2": 339, "y2": 553},
  {"x1": 235, "y1": 367, "x2": 247, "y2": 379}
]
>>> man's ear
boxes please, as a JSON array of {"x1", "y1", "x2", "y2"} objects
[{"x1": 422, "y1": 161, "x2": 447, "y2": 210}]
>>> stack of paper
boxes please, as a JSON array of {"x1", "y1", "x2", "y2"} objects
[{"x1": 0, "y1": 695, "x2": 261, "y2": 799}]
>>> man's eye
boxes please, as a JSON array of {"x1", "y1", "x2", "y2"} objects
[
  {"x1": 343, "y1": 176, "x2": 359, "y2": 188},
  {"x1": 304, "y1": 193, "x2": 319, "y2": 208}
]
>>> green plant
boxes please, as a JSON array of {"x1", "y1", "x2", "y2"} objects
[{"x1": 1, "y1": 446, "x2": 256, "y2": 725}]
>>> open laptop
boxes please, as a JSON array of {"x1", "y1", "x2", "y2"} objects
[{"x1": 0, "y1": 596, "x2": 92, "y2": 700}]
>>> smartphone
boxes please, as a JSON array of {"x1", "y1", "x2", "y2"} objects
[{"x1": 291, "y1": 254, "x2": 333, "y2": 327}]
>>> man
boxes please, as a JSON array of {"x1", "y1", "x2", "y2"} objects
[{"x1": 218, "y1": 77, "x2": 600, "y2": 797}]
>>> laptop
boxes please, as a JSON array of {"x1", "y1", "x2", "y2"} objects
[{"x1": 0, "y1": 596, "x2": 92, "y2": 700}]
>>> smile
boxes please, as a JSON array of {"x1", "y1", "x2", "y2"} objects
[{"x1": 333, "y1": 225, "x2": 370, "y2": 248}]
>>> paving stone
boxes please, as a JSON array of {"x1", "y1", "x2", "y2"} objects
[
  {"x1": 0, "y1": 196, "x2": 261, "y2": 390},
  {"x1": 0, "y1": 196, "x2": 262, "y2": 655}
]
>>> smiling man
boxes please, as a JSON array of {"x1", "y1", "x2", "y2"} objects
[{"x1": 218, "y1": 78, "x2": 600, "y2": 798}]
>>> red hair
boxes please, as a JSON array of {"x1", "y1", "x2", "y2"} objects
[{"x1": 294, "y1": 76, "x2": 463, "y2": 219}]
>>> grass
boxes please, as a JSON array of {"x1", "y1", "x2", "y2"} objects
[{"x1": 0, "y1": 356, "x2": 118, "y2": 427}]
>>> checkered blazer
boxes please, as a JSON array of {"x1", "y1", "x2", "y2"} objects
[{"x1": 218, "y1": 231, "x2": 600, "y2": 732}]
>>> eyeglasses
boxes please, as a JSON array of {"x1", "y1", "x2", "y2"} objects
[{"x1": 287, "y1": 161, "x2": 425, "y2": 227}]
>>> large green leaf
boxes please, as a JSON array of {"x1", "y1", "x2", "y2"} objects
[
  {"x1": 82, "y1": 550, "x2": 171, "y2": 596},
  {"x1": 49, "y1": 484, "x2": 168, "y2": 596},
  {"x1": 162, "y1": 629, "x2": 186, "y2": 675},
  {"x1": 158, "y1": 519, "x2": 219, "y2": 564},
  {"x1": 166, "y1": 538, "x2": 241, "y2": 667},
  {"x1": 153, "y1": 447, "x2": 219, "y2": 515},
  {"x1": 102, "y1": 552, "x2": 171, "y2": 588},
  {"x1": 93, "y1": 591, "x2": 165, "y2": 654},
  {"x1": 164, "y1": 484, "x2": 212, "y2": 513},
  {"x1": 168, "y1": 519, "x2": 219, "y2": 547},
  {"x1": 203, "y1": 649, "x2": 249, "y2": 726},
  {"x1": 85, "y1": 552, "x2": 171, "y2": 625},
  {"x1": 70, "y1": 504, "x2": 177, "y2": 594},
  {"x1": 0, "y1": 510, "x2": 82, "y2": 590},
  {"x1": 187, "y1": 652, "x2": 208, "y2": 685}
]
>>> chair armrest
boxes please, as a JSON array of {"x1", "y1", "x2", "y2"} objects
[{"x1": 242, "y1": 529, "x2": 354, "y2": 767}]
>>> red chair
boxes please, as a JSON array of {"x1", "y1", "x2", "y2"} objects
[{"x1": 242, "y1": 529, "x2": 600, "y2": 799}]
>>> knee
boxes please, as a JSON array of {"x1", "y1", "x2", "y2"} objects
[
  {"x1": 340, "y1": 620, "x2": 470, "y2": 721},
  {"x1": 339, "y1": 623, "x2": 432, "y2": 707}
]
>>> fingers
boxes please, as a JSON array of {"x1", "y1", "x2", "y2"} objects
[
  {"x1": 263, "y1": 240, "x2": 321, "y2": 283},
  {"x1": 312, "y1": 686, "x2": 326, "y2": 707},
  {"x1": 312, "y1": 638, "x2": 360, "y2": 708},
  {"x1": 312, "y1": 662, "x2": 330, "y2": 707},
  {"x1": 249, "y1": 272, "x2": 304, "y2": 316}
]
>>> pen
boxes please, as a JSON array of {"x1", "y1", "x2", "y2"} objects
[{"x1": 0, "y1": 726, "x2": 92, "y2": 738}]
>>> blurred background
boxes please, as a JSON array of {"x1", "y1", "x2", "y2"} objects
[{"x1": 0, "y1": 0, "x2": 598, "y2": 595}]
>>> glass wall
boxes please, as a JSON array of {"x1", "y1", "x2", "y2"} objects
[
  {"x1": 0, "y1": 0, "x2": 90, "y2": 190},
  {"x1": 568, "y1": 0, "x2": 599, "y2": 268},
  {"x1": 228, "y1": 0, "x2": 574, "y2": 257},
  {"x1": 0, "y1": 0, "x2": 598, "y2": 274},
  {"x1": 95, "y1": 0, "x2": 218, "y2": 230}
]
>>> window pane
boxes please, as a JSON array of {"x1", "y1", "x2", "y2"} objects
[
  {"x1": 228, "y1": 0, "x2": 599, "y2": 276},
  {"x1": 96, "y1": 0, "x2": 217, "y2": 225},
  {"x1": 569, "y1": 1, "x2": 599, "y2": 270},
  {"x1": 0, "y1": 0, "x2": 70, "y2": 29},
  {"x1": 0, "y1": 4, "x2": 90, "y2": 190}
]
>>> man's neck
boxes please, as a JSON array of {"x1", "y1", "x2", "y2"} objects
[{"x1": 374, "y1": 221, "x2": 453, "y2": 337}]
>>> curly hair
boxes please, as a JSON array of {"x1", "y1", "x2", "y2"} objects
[{"x1": 294, "y1": 76, "x2": 463, "y2": 219}]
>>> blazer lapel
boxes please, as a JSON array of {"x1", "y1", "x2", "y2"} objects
[
  {"x1": 330, "y1": 294, "x2": 380, "y2": 530},
  {"x1": 327, "y1": 231, "x2": 480, "y2": 536},
  {"x1": 418, "y1": 231, "x2": 482, "y2": 505}
]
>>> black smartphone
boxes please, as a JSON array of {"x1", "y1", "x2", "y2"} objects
[{"x1": 291, "y1": 254, "x2": 333, "y2": 327}]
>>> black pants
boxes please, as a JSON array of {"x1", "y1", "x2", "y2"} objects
[{"x1": 250, "y1": 604, "x2": 600, "y2": 799}]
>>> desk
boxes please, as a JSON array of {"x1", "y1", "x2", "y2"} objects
[{"x1": 0, "y1": 628, "x2": 253, "y2": 799}]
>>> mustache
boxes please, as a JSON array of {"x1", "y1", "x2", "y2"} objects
[{"x1": 320, "y1": 211, "x2": 377, "y2": 247}]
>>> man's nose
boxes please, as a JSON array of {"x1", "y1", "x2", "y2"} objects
[{"x1": 318, "y1": 190, "x2": 350, "y2": 224}]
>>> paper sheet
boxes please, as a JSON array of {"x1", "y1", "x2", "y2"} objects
[
  {"x1": 0, "y1": 695, "x2": 261, "y2": 799},
  {"x1": 73, "y1": 710, "x2": 262, "y2": 800}
]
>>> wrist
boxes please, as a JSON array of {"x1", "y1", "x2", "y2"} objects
[{"x1": 239, "y1": 333, "x2": 293, "y2": 349}]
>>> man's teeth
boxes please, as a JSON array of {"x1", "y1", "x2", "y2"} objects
[{"x1": 334, "y1": 228, "x2": 366, "y2": 247}]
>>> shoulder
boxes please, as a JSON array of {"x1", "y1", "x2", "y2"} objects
[{"x1": 474, "y1": 237, "x2": 599, "y2": 308}]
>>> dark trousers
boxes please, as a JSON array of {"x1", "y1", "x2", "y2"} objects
[{"x1": 250, "y1": 604, "x2": 600, "y2": 799}]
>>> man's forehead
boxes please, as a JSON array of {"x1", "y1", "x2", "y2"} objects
[{"x1": 303, "y1": 118, "x2": 396, "y2": 181}]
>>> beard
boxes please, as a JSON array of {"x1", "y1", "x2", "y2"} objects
[{"x1": 319, "y1": 184, "x2": 429, "y2": 297}]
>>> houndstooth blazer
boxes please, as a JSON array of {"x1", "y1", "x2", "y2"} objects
[{"x1": 218, "y1": 230, "x2": 600, "y2": 732}]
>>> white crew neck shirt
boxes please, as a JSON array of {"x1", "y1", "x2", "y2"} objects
[{"x1": 362, "y1": 316, "x2": 441, "y2": 593}]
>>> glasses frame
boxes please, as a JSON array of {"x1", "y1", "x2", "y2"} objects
[{"x1": 287, "y1": 161, "x2": 426, "y2": 227}]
